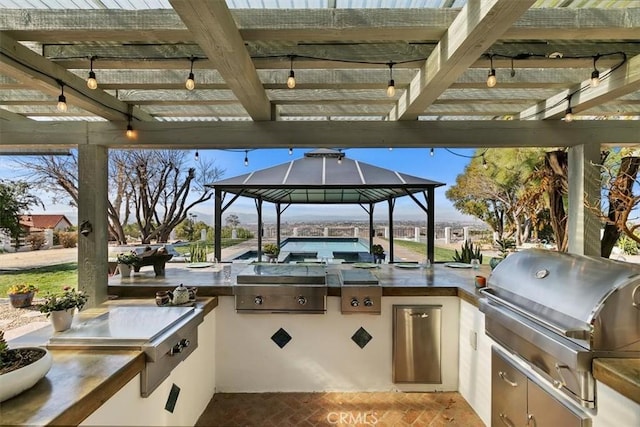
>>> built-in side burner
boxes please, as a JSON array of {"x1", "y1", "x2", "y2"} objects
[{"x1": 339, "y1": 269, "x2": 381, "y2": 315}]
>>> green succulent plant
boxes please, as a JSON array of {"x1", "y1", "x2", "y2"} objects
[{"x1": 452, "y1": 240, "x2": 483, "y2": 264}]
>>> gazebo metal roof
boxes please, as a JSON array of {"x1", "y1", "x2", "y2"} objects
[{"x1": 208, "y1": 149, "x2": 444, "y2": 204}]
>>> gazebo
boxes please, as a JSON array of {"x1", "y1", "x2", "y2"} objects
[{"x1": 208, "y1": 149, "x2": 444, "y2": 263}]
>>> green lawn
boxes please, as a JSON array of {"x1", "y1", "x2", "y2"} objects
[
  {"x1": 392, "y1": 240, "x2": 457, "y2": 262},
  {"x1": 392, "y1": 239, "x2": 489, "y2": 264},
  {"x1": 0, "y1": 262, "x2": 78, "y2": 297}
]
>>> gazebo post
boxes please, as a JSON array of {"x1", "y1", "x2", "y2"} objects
[
  {"x1": 256, "y1": 197, "x2": 263, "y2": 262},
  {"x1": 214, "y1": 188, "x2": 223, "y2": 262},
  {"x1": 276, "y1": 202, "x2": 281, "y2": 251},
  {"x1": 388, "y1": 197, "x2": 394, "y2": 264},
  {"x1": 369, "y1": 203, "x2": 375, "y2": 254},
  {"x1": 427, "y1": 187, "x2": 435, "y2": 263}
]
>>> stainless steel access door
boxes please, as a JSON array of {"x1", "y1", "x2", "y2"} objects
[{"x1": 392, "y1": 305, "x2": 442, "y2": 383}]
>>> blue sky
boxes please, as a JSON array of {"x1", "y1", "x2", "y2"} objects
[{"x1": 0, "y1": 147, "x2": 480, "y2": 224}]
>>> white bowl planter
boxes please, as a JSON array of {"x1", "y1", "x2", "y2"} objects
[{"x1": 0, "y1": 347, "x2": 53, "y2": 403}]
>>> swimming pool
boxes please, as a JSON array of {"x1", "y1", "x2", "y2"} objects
[
  {"x1": 231, "y1": 237, "x2": 372, "y2": 263},
  {"x1": 280, "y1": 237, "x2": 370, "y2": 261}
]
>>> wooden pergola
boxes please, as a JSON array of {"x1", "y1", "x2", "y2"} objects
[{"x1": 0, "y1": 1, "x2": 639, "y2": 306}]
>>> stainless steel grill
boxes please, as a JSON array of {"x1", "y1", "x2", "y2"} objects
[
  {"x1": 480, "y1": 249, "x2": 640, "y2": 410},
  {"x1": 234, "y1": 264, "x2": 327, "y2": 313}
]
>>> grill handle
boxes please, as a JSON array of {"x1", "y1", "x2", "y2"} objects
[
  {"x1": 498, "y1": 371, "x2": 518, "y2": 387},
  {"x1": 479, "y1": 288, "x2": 590, "y2": 340}
]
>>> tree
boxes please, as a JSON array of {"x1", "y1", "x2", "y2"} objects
[
  {"x1": 0, "y1": 180, "x2": 43, "y2": 249},
  {"x1": 584, "y1": 150, "x2": 640, "y2": 257},
  {"x1": 446, "y1": 149, "x2": 544, "y2": 245},
  {"x1": 14, "y1": 150, "x2": 224, "y2": 244},
  {"x1": 225, "y1": 214, "x2": 240, "y2": 228}
]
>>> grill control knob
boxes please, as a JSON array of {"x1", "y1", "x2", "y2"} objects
[
  {"x1": 254, "y1": 296, "x2": 263, "y2": 305},
  {"x1": 351, "y1": 298, "x2": 359, "y2": 307},
  {"x1": 363, "y1": 298, "x2": 374, "y2": 307},
  {"x1": 180, "y1": 338, "x2": 190, "y2": 348},
  {"x1": 170, "y1": 342, "x2": 184, "y2": 355},
  {"x1": 297, "y1": 296, "x2": 307, "y2": 305}
]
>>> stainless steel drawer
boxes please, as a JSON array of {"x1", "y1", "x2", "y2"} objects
[{"x1": 492, "y1": 349, "x2": 528, "y2": 427}]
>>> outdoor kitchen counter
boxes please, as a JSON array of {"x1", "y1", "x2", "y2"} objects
[
  {"x1": 593, "y1": 358, "x2": 640, "y2": 405},
  {"x1": 2, "y1": 297, "x2": 218, "y2": 426},
  {"x1": 108, "y1": 262, "x2": 486, "y2": 306}
]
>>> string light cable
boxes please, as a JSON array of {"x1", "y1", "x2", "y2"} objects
[
  {"x1": 442, "y1": 148, "x2": 490, "y2": 169},
  {"x1": 2, "y1": 48, "x2": 627, "y2": 121}
]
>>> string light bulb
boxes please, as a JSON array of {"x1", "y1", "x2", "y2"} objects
[
  {"x1": 56, "y1": 83, "x2": 67, "y2": 112},
  {"x1": 287, "y1": 55, "x2": 296, "y2": 89},
  {"x1": 482, "y1": 153, "x2": 488, "y2": 169},
  {"x1": 337, "y1": 150, "x2": 344, "y2": 165},
  {"x1": 590, "y1": 55, "x2": 600, "y2": 88},
  {"x1": 186, "y1": 57, "x2": 196, "y2": 91},
  {"x1": 87, "y1": 56, "x2": 98, "y2": 90},
  {"x1": 430, "y1": 148, "x2": 434, "y2": 157},
  {"x1": 386, "y1": 62, "x2": 396, "y2": 97},
  {"x1": 288, "y1": 147, "x2": 293, "y2": 155},
  {"x1": 244, "y1": 150, "x2": 249, "y2": 166},
  {"x1": 564, "y1": 95, "x2": 574, "y2": 122},
  {"x1": 486, "y1": 55, "x2": 497, "y2": 88},
  {"x1": 564, "y1": 107, "x2": 574, "y2": 122},
  {"x1": 125, "y1": 116, "x2": 134, "y2": 139},
  {"x1": 194, "y1": 150, "x2": 199, "y2": 161}
]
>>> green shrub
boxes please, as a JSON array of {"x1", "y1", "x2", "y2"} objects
[
  {"x1": 189, "y1": 242, "x2": 208, "y2": 262},
  {"x1": 618, "y1": 235, "x2": 639, "y2": 255},
  {"x1": 58, "y1": 231, "x2": 77, "y2": 248},
  {"x1": 26, "y1": 233, "x2": 45, "y2": 250}
]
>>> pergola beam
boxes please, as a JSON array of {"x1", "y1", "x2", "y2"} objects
[
  {"x1": 0, "y1": 35, "x2": 153, "y2": 122},
  {"x1": 1, "y1": 8, "x2": 637, "y2": 42},
  {"x1": 1, "y1": 120, "x2": 639, "y2": 150},
  {"x1": 519, "y1": 53, "x2": 640, "y2": 120},
  {"x1": 392, "y1": 0, "x2": 536, "y2": 121},
  {"x1": 169, "y1": 0, "x2": 272, "y2": 121}
]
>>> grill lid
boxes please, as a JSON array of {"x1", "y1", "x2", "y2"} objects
[{"x1": 487, "y1": 249, "x2": 640, "y2": 350}]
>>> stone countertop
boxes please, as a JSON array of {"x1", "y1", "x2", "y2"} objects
[
  {"x1": 1, "y1": 297, "x2": 218, "y2": 426},
  {"x1": 593, "y1": 358, "x2": 640, "y2": 405},
  {"x1": 108, "y1": 262, "x2": 487, "y2": 306}
]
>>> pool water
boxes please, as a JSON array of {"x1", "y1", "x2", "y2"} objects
[
  {"x1": 230, "y1": 237, "x2": 372, "y2": 263},
  {"x1": 280, "y1": 237, "x2": 370, "y2": 260}
]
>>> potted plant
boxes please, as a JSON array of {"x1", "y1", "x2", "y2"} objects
[
  {"x1": 490, "y1": 238, "x2": 515, "y2": 270},
  {"x1": 7, "y1": 284, "x2": 39, "y2": 308},
  {"x1": 263, "y1": 243, "x2": 280, "y2": 262},
  {"x1": 39, "y1": 286, "x2": 88, "y2": 332},
  {"x1": 372, "y1": 244, "x2": 386, "y2": 263},
  {"x1": 0, "y1": 330, "x2": 53, "y2": 403},
  {"x1": 116, "y1": 251, "x2": 140, "y2": 277}
]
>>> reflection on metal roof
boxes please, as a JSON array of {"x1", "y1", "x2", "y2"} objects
[{"x1": 209, "y1": 149, "x2": 444, "y2": 204}]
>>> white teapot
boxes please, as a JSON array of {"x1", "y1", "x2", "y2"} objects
[{"x1": 169, "y1": 284, "x2": 190, "y2": 305}]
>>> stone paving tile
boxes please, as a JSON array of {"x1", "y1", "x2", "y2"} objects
[{"x1": 195, "y1": 392, "x2": 484, "y2": 427}]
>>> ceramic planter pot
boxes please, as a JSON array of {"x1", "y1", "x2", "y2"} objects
[
  {"x1": 118, "y1": 263, "x2": 132, "y2": 277},
  {"x1": 8, "y1": 292, "x2": 35, "y2": 308},
  {"x1": 49, "y1": 309, "x2": 74, "y2": 332},
  {"x1": 0, "y1": 347, "x2": 52, "y2": 402}
]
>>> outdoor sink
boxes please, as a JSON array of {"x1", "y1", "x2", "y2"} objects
[{"x1": 47, "y1": 306, "x2": 196, "y2": 347}]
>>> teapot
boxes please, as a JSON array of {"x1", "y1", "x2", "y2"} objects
[{"x1": 168, "y1": 284, "x2": 190, "y2": 305}]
